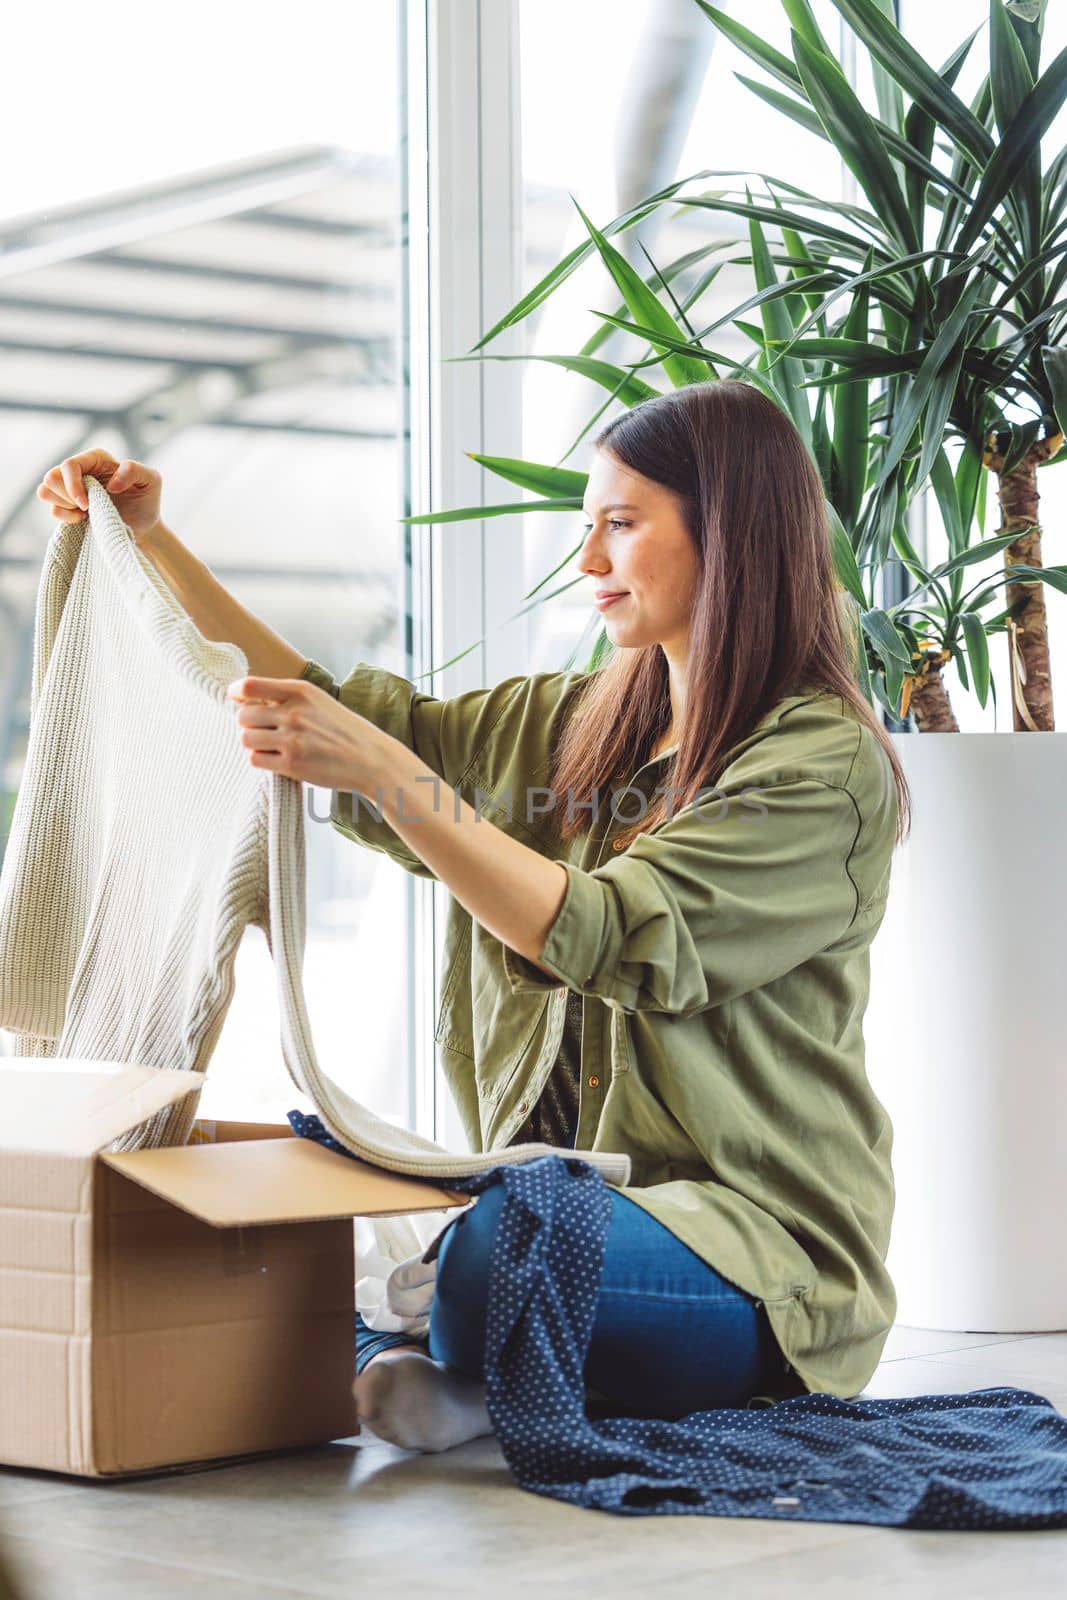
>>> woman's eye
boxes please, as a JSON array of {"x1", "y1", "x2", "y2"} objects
[{"x1": 581, "y1": 519, "x2": 630, "y2": 533}]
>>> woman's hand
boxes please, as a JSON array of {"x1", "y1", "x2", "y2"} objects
[
  {"x1": 36, "y1": 448, "x2": 164, "y2": 544},
  {"x1": 227, "y1": 675, "x2": 392, "y2": 796}
]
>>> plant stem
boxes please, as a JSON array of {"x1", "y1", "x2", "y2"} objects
[
  {"x1": 908, "y1": 665, "x2": 960, "y2": 732},
  {"x1": 983, "y1": 430, "x2": 1064, "y2": 733}
]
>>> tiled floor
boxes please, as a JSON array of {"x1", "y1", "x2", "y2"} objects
[{"x1": 2, "y1": 1326, "x2": 1065, "y2": 1599}]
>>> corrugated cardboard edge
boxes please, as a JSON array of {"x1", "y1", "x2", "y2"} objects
[{"x1": 101, "y1": 1137, "x2": 471, "y2": 1226}]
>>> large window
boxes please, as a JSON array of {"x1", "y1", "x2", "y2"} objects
[{"x1": 0, "y1": 2, "x2": 417, "y2": 1130}]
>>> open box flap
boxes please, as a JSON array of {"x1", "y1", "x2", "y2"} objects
[
  {"x1": 0, "y1": 1059, "x2": 205, "y2": 1156},
  {"x1": 101, "y1": 1134, "x2": 472, "y2": 1226}
]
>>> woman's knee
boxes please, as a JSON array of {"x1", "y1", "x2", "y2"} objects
[{"x1": 427, "y1": 1182, "x2": 505, "y2": 1378}]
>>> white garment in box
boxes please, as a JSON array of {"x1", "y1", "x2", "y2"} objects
[{"x1": 354, "y1": 1210, "x2": 454, "y2": 1336}]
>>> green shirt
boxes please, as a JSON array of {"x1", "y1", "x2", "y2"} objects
[{"x1": 299, "y1": 656, "x2": 899, "y2": 1399}]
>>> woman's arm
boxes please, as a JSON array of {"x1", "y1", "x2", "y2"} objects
[
  {"x1": 228, "y1": 671, "x2": 568, "y2": 973},
  {"x1": 371, "y1": 741, "x2": 569, "y2": 975},
  {"x1": 139, "y1": 519, "x2": 310, "y2": 679}
]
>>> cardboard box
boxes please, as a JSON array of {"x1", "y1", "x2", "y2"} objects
[{"x1": 0, "y1": 1059, "x2": 470, "y2": 1478}]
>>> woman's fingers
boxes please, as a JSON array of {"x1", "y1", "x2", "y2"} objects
[
  {"x1": 62, "y1": 451, "x2": 117, "y2": 508},
  {"x1": 239, "y1": 726, "x2": 285, "y2": 750},
  {"x1": 37, "y1": 469, "x2": 80, "y2": 512},
  {"x1": 234, "y1": 703, "x2": 284, "y2": 726},
  {"x1": 38, "y1": 451, "x2": 117, "y2": 514},
  {"x1": 227, "y1": 676, "x2": 305, "y2": 705},
  {"x1": 36, "y1": 451, "x2": 159, "y2": 530}
]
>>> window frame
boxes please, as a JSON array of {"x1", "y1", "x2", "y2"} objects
[{"x1": 405, "y1": 0, "x2": 527, "y2": 1146}]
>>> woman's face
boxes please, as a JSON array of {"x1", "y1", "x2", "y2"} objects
[{"x1": 578, "y1": 450, "x2": 700, "y2": 655}]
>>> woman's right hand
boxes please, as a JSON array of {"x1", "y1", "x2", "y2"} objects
[{"x1": 36, "y1": 449, "x2": 163, "y2": 545}]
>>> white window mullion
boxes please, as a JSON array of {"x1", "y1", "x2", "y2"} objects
[{"x1": 405, "y1": 0, "x2": 525, "y2": 1148}]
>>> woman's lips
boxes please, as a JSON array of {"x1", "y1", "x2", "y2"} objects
[{"x1": 595, "y1": 592, "x2": 628, "y2": 610}]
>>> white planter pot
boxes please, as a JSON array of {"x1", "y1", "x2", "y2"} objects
[{"x1": 864, "y1": 730, "x2": 1067, "y2": 1333}]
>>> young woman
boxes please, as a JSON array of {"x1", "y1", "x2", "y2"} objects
[{"x1": 39, "y1": 381, "x2": 910, "y2": 1455}]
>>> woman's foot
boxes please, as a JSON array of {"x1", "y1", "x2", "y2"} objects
[{"x1": 353, "y1": 1344, "x2": 494, "y2": 1453}]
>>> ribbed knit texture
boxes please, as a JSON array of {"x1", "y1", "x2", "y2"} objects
[{"x1": 0, "y1": 476, "x2": 630, "y2": 1184}]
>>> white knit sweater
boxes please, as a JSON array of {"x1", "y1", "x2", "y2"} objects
[{"x1": 0, "y1": 477, "x2": 630, "y2": 1185}]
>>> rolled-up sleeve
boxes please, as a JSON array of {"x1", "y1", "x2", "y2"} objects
[
  {"x1": 500, "y1": 778, "x2": 864, "y2": 1015},
  {"x1": 298, "y1": 657, "x2": 584, "y2": 878}
]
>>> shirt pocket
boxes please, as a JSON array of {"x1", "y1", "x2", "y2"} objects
[
  {"x1": 607, "y1": 1007, "x2": 632, "y2": 1076},
  {"x1": 433, "y1": 914, "x2": 474, "y2": 1059},
  {"x1": 459, "y1": 761, "x2": 552, "y2": 850}
]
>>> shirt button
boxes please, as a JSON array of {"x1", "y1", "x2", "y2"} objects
[{"x1": 518, "y1": 1100, "x2": 529, "y2": 1113}]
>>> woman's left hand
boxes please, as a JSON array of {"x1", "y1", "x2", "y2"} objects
[{"x1": 227, "y1": 676, "x2": 390, "y2": 797}]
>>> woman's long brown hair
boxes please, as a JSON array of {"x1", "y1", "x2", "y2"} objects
[{"x1": 545, "y1": 380, "x2": 912, "y2": 852}]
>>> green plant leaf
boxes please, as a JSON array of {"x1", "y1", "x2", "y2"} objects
[
  {"x1": 471, "y1": 194, "x2": 665, "y2": 354},
  {"x1": 844, "y1": 593, "x2": 877, "y2": 706},
  {"x1": 571, "y1": 198, "x2": 711, "y2": 387},
  {"x1": 689, "y1": 266, "x2": 839, "y2": 347},
  {"x1": 438, "y1": 454, "x2": 588, "y2": 502},
  {"x1": 990, "y1": 0, "x2": 1041, "y2": 256},
  {"x1": 959, "y1": 610, "x2": 991, "y2": 706},
  {"x1": 829, "y1": 0, "x2": 994, "y2": 168},
  {"x1": 1043, "y1": 345, "x2": 1067, "y2": 435},
  {"x1": 416, "y1": 574, "x2": 588, "y2": 679},
  {"x1": 782, "y1": 0, "x2": 833, "y2": 54},
  {"x1": 778, "y1": 337, "x2": 922, "y2": 372},
  {"x1": 585, "y1": 626, "x2": 615, "y2": 672},
  {"x1": 691, "y1": 2, "x2": 803, "y2": 92},
  {"x1": 1005, "y1": 2, "x2": 1046, "y2": 74},
  {"x1": 869, "y1": 669, "x2": 901, "y2": 722},
  {"x1": 578, "y1": 237, "x2": 742, "y2": 360},
  {"x1": 930, "y1": 447, "x2": 965, "y2": 559},
  {"x1": 1003, "y1": 418, "x2": 1045, "y2": 473},
  {"x1": 883, "y1": 654, "x2": 908, "y2": 716},
  {"x1": 991, "y1": 293, "x2": 1067, "y2": 356},
  {"x1": 916, "y1": 338, "x2": 967, "y2": 489},
  {"x1": 930, "y1": 527, "x2": 1037, "y2": 585},
  {"x1": 874, "y1": 273, "x2": 987, "y2": 490},
  {"x1": 737, "y1": 68, "x2": 978, "y2": 212},
  {"x1": 747, "y1": 208, "x2": 812, "y2": 447},
  {"x1": 445, "y1": 351, "x2": 660, "y2": 408},
  {"x1": 832, "y1": 268, "x2": 871, "y2": 526},
  {"x1": 401, "y1": 496, "x2": 583, "y2": 527},
  {"x1": 1012, "y1": 565, "x2": 1067, "y2": 597},
  {"x1": 587, "y1": 309, "x2": 772, "y2": 386},
  {"x1": 681, "y1": 193, "x2": 882, "y2": 260},
  {"x1": 827, "y1": 502, "x2": 868, "y2": 606},
  {"x1": 733, "y1": 73, "x2": 825, "y2": 141},
  {"x1": 791, "y1": 30, "x2": 919, "y2": 255},
  {"x1": 956, "y1": 42, "x2": 1067, "y2": 256},
  {"x1": 762, "y1": 248, "x2": 966, "y2": 363},
  {"x1": 954, "y1": 437, "x2": 984, "y2": 539},
  {"x1": 867, "y1": 0, "x2": 906, "y2": 134},
  {"x1": 862, "y1": 606, "x2": 913, "y2": 665},
  {"x1": 524, "y1": 539, "x2": 584, "y2": 601},
  {"x1": 780, "y1": 225, "x2": 829, "y2": 319},
  {"x1": 469, "y1": 455, "x2": 587, "y2": 497},
  {"x1": 952, "y1": 639, "x2": 973, "y2": 694}
]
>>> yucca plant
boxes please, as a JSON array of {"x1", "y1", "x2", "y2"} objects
[
  {"x1": 405, "y1": 0, "x2": 1067, "y2": 733},
  {"x1": 685, "y1": 0, "x2": 1067, "y2": 731}
]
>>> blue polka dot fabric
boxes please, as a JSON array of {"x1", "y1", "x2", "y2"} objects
[{"x1": 289, "y1": 1111, "x2": 1067, "y2": 1526}]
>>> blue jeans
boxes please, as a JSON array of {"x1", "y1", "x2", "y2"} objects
[{"x1": 354, "y1": 1185, "x2": 799, "y2": 1417}]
